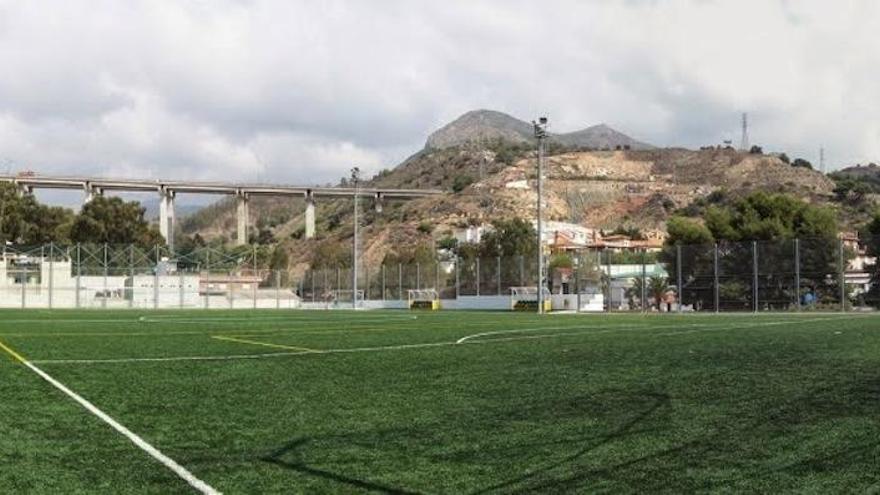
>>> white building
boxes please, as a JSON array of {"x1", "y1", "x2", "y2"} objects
[
  {"x1": 532, "y1": 220, "x2": 598, "y2": 247},
  {"x1": 453, "y1": 224, "x2": 493, "y2": 244},
  {"x1": 125, "y1": 275, "x2": 201, "y2": 308},
  {"x1": 0, "y1": 253, "x2": 200, "y2": 308}
]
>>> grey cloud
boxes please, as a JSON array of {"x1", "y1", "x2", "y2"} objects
[{"x1": 0, "y1": 0, "x2": 877, "y2": 194}]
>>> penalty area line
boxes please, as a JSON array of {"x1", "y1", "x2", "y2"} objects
[{"x1": 0, "y1": 338, "x2": 221, "y2": 495}]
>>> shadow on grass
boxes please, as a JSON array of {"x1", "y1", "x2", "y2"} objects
[
  {"x1": 504, "y1": 376, "x2": 880, "y2": 493},
  {"x1": 254, "y1": 375, "x2": 880, "y2": 493},
  {"x1": 468, "y1": 389, "x2": 671, "y2": 494},
  {"x1": 261, "y1": 438, "x2": 423, "y2": 495}
]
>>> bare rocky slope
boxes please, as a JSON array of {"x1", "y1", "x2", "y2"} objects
[{"x1": 180, "y1": 111, "x2": 837, "y2": 273}]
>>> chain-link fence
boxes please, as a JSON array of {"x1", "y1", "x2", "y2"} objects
[{"x1": 0, "y1": 237, "x2": 868, "y2": 311}]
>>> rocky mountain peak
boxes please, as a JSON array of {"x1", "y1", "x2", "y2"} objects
[{"x1": 425, "y1": 109, "x2": 653, "y2": 150}]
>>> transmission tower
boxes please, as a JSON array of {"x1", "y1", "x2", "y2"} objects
[
  {"x1": 819, "y1": 147, "x2": 826, "y2": 173},
  {"x1": 740, "y1": 113, "x2": 749, "y2": 151}
]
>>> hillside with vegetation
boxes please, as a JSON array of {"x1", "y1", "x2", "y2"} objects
[
  {"x1": 827, "y1": 163, "x2": 880, "y2": 226},
  {"x1": 170, "y1": 110, "x2": 841, "y2": 278}
]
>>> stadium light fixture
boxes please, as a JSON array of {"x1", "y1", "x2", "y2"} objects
[
  {"x1": 533, "y1": 117, "x2": 548, "y2": 314},
  {"x1": 351, "y1": 166, "x2": 361, "y2": 310}
]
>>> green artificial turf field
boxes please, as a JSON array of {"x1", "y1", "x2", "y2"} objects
[{"x1": 1, "y1": 309, "x2": 879, "y2": 494}]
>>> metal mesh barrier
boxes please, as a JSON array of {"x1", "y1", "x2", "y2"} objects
[{"x1": 0, "y1": 237, "x2": 859, "y2": 312}]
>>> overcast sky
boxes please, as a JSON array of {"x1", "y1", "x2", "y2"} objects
[{"x1": 1, "y1": 0, "x2": 878, "y2": 191}]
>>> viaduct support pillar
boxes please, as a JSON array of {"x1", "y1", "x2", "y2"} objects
[
  {"x1": 304, "y1": 192, "x2": 315, "y2": 239},
  {"x1": 83, "y1": 184, "x2": 102, "y2": 206},
  {"x1": 17, "y1": 183, "x2": 33, "y2": 196},
  {"x1": 159, "y1": 189, "x2": 175, "y2": 249},
  {"x1": 236, "y1": 191, "x2": 249, "y2": 246},
  {"x1": 374, "y1": 192, "x2": 384, "y2": 213}
]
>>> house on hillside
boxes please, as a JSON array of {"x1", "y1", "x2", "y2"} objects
[
  {"x1": 453, "y1": 224, "x2": 493, "y2": 244},
  {"x1": 533, "y1": 221, "x2": 598, "y2": 249}
]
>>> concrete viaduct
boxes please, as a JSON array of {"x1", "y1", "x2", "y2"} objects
[{"x1": 0, "y1": 174, "x2": 442, "y2": 247}]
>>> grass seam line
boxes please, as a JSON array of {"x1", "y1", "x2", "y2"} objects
[{"x1": 0, "y1": 338, "x2": 221, "y2": 495}]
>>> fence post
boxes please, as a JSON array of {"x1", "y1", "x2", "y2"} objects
[
  {"x1": 455, "y1": 257, "x2": 460, "y2": 299},
  {"x1": 75, "y1": 243, "x2": 81, "y2": 309},
  {"x1": 204, "y1": 248, "x2": 210, "y2": 309},
  {"x1": 179, "y1": 269, "x2": 185, "y2": 309},
  {"x1": 676, "y1": 244, "x2": 683, "y2": 314},
  {"x1": 476, "y1": 258, "x2": 481, "y2": 297},
  {"x1": 839, "y1": 237, "x2": 846, "y2": 312},
  {"x1": 48, "y1": 243, "x2": 54, "y2": 309},
  {"x1": 435, "y1": 261, "x2": 440, "y2": 294},
  {"x1": 574, "y1": 253, "x2": 580, "y2": 311},
  {"x1": 253, "y1": 245, "x2": 258, "y2": 309},
  {"x1": 128, "y1": 244, "x2": 134, "y2": 309},
  {"x1": 154, "y1": 244, "x2": 160, "y2": 309},
  {"x1": 21, "y1": 255, "x2": 26, "y2": 309},
  {"x1": 519, "y1": 255, "x2": 524, "y2": 287},
  {"x1": 605, "y1": 250, "x2": 611, "y2": 312},
  {"x1": 713, "y1": 243, "x2": 719, "y2": 313},
  {"x1": 102, "y1": 244, "x2": 108, "y2": 309},
  {"x1": 381, "y1": 264, "x2": 386, "y2": 301},
  {"x1": 794, "y1": 238, "x2": 800, "y2": 311},
  {"x1": 41, "y1": 245, "x2": 45, "y2": 306},
  {"x1": 416, "y1": 262, "x2": 421, "y2": 291},
  {"x1": 495, "y1": 256, "x2": 501, "y2": 296},
  {"x1": 641, "y1": 249, "x2": 647, "y2": 313},
  {"x1": 752, "y1": 241, "x2": 758, "y2": 313},
  {"x1": 227, "y1": 269, "x2": 233, "y2": 309},
  {"x1": 365, "y1": 263, "x2": 371, "y2": 301},
  {"x1": 398, "y1": 263, "x2": 403, "y2": 300},
  {"x1": 275, "y1": 270, "x2": 281, "y2": 309},
  {"x1": 496, "y1": 256, "x2": 502, "y2": 296}
]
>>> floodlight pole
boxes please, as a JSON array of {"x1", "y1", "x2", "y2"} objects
[
  {"x1": 351, "y1": 167, "x2": 361, "y2": 310},
  {"x1": 534, "y1": 117, "x2": 548, "y2": 314}
]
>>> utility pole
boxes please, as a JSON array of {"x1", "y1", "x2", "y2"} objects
[
  {"x1": 533, "y1": 117, "x2": 548, "y2": 314},
  {"x1": 740, "y1": 112, "x2": 749, "y2": 152},
  {"x1": 351, "y1": 167, "x2": 360, "y2": 310}
]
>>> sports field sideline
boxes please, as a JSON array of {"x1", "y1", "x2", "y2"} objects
[{"x1": 2, "y1": 309, "x2": 879, "y2": 493}]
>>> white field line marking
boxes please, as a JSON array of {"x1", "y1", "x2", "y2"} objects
[
  {"x1": 32, "y1": 352, "x2": 304, "y2": 364},
  {"x1": 454, "y1": 323, "x2": 653, "y2": 344},
  {"x1": 14, "y1": 360, "x2": 221, "y2": 494},
  {"x1": 652, "y1": 315, "x2": 867, "y2": 336},
  {"x1": 30, "y1": 316, "x2": 846, "y2": 365},
  {"x1": 0, "y1": 314, "x2": 415, "y2": 326},
  {"x1": 137, "y1": 314, "x2": 418, "y2": 324},
  {"x1": 1, "y1": 315, "x2": 542, "y2": 339},
  {"x1": 0, "y1": 320, "x2": 480, "y2": 338},
  {"x1": 0, "y1": 319, "x2": 154, "y2": 324},
  {"x1": 0, "y1": 323, "x2": 419, "y2": 339},
  {"x1": 450, "y1": 317, "x2": 813, "y2": 345},
  {"x1": 21, "y1": 322, "x2": 788, "y2": 365},
  {"x1": 211, "y1": 335, "x2": 319, "y2": 353},
  {"x1": 490, "y1": 316, "x2": 866, "y2": 343},
  {"x1": 0, "y1": 311, "x2": 856, "y2": 326}
]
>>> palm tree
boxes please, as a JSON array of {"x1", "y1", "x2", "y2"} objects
[
  {"x1": 648, "y1": 276, "x2": 670, "y2": 311},
  {"x1": 626, "y1": 276, "x2": 646, "y2": 310}
]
